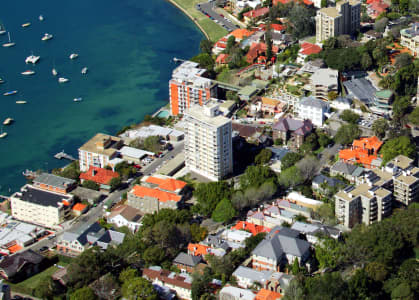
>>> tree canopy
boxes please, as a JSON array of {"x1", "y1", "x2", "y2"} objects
[
  {"x1": 340, "y1": 110, "x2": 360, "y2": 124},
  {"x1": 380, "y1": 136, "x2": 416, "y2": 164},
  {"x1": 211, "y1": 198, "x2": 237, "y2": 223},
  {"x1": 334, "y1": 124, "x2": 361, "y2": 145}
]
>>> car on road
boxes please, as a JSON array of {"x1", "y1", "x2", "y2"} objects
[
  {"x1": 48, "y1": 234, "x2": 56, "y2": 240},
  {"x1": 12, "y1": 296, "x2": 23, "y2": 300},
  {"x1": 39, "y1": 246, "x2": 49, "y2": 252}
]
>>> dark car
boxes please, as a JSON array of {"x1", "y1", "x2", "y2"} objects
[
  {"x1": 39, "y1": 246, "x2": 49, "y2": 252},
  {"x1": 12, "y1": 296, "x2": 23, "y2": 300}
]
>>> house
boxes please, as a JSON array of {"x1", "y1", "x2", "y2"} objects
[
  {"x1": 213, "y1": 37, "x2": 228, "y2": 55},
  {"x1": 107, "y1": 204, "x2": 142, "y2": 232},
  {"x1": 291, "y1": 221, "x2": 342, "y2": 244},
  {"x1": 251, "y1": 227, "x2": 311, "y2": 271},
  {"x1": 264, "y1": 271, "x2": 294, "y2": 294},
  {"x1": 0, "y1": 249, "x2": 46, "y2": 282},
  {"x1": 10, "y1": 184, "x2": 74, "y2": 228},
  {"x1": 216, "y1": 54, "x2": 230, "y2": 66},
  {"x1": 246, "y1": 42, "x2": 279, "y2": 64},
  {"x1": 286, "y1": 192, "x2": 323, "y2": 210},
  {"x1": 32, "y1": 173, "x2": 76, "y2": 194},
  {"x1": 339, "y1": 136, "x2": 383, "y2": 169},
  {"x1": 312, "y1": 174, "x2": 344, "y2": 192},
  {"x1": 243, "y1": 7, "x2": 270, "y2": 24},
  {"x1": 219, "y1": 286, "x2": 256, "y2": 300},
  {"x1": 274, "y1": 0, "x2": 313, "y2": 6},
  {"x1": 173, "y1": 252, "x2": 203, "y2": 273},
  {"x1": 296, "y1": 42, "x2": 322, "y2": 64},
  {"x1": 247, "y1": 204, "x2": 296, "y2": 228},
  {"x1": 330, "y1": 97, "x2": 352, "y2": 111},
  {"x1": 220, "y1": 229, "x2": 253, "y2": 247},
  {"x1": 296, "y1": 96, "x2": 329, "y2": 127},
  {"x1": 367, "y1": 0, "x2": 389, "y2": 19},
  {"x1": 187, "y1": 243, "x2": 226, "y2": 258},
  {"x1": 56, "y1": 222, "x2": 124, "y2": 256},
  {"x1": 400, "y1": 22, "x2": 419, "y2": 56},
  {"x1": 255, "y1": 289, "x2": 282, "y2": 300},
  {"x1": 330, "y1": 161, "x2": 365, "y2": 182},
  {"x1": 78, "y1": 133, "x2": 123, "y2": 172},
  {"x1": 232, "y1": 266, "x2": 272, "y2": 289},
  {"x1": 363, "y1": 30, "x2": 383, "y2": 42},
  {"x1": 260, "y1": 97, "x2": 286, "y2": 115},
  {"x1": 343, "y1": 78, "x2": 377, "y2": 105},
  {"x1": 120, "y1": 125, "x2": 184, "y2": 142},
  {"x1": 232, "y1": 221, "x2": 271, "y2": 236},
  {"x1": 276, "y1": 199, "x2": 312, "y2": 219},
  {"x1": 143, "y1": 266, "x2": 192, "y2": 300},
  {"x1": 72, "y1": 203, "x2": 88, "y2": 216},
  {"x1": 310, "y1": 68, "x2": 339, "y2": 101},
  {"x1": 229, "y1": 28, "x2": 254, "y2": 42},
  {"x1": 272, "y1": 117, "x2": 313, "y2": 148},
  {"x1": 79, "y1": 167, "x2": 120, "y2": 191},
  {"x1": 119, "y1": 146, "x2": 155, "y2": 164},
  {"x1": 142, "y1": 175, "x2": 187, "y2": 195},
  {"x1": 268, "y1": 147, "x2": 290, "y2": 173}
]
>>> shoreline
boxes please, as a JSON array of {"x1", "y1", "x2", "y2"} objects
[{"x1": 166, "y1": 0, "x2": 210, "y2": 40}]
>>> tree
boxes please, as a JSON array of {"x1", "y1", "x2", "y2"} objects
[
  {"x1": 119, "y1": 268, "x2": 138, "y2": 283},
  {"x1": 190, "y1": 53, "x2": 215, "y2": 72},
  {"x1": 226, "y1": 35, "x2": 236, "y2": 54},
  {"x1": 70, "y1": 287, "x2": 96, "y2": 300},
  {"x1": 340, "y1": 110, "x2": 360, "y2": 124},
  {"x1": 278, "y1": 166, "x2": 304, "y2": 188},
  {"x1": 281, "y1": 152, "x2": 303, "y2": 170},
  {"x1": 371, "y1": 118, "x2": 389, "y2": 139},
  {"x1": 380, "y1": 136, "x2": 416, "y2": 164},
  {"x1": 200, "y1": 39, "x2": 213, "y2": 55},
  {"x1": 395, "y1": 52, "x2": 412, "y2": 69},
  {"x1": 82, "y1": 180, "x2": 100, "y2": 191},
  {"x1": 361, "y1": 53, "x2": 373, "y2": 70},
  {"x1": 194, "y1": 182, "x2": 232, "y2": 216},
  {"x1": 374, "y1": 17, "x2": 388, "y2": 32},
  {"x1": 321, "y1": 0, "x2": 327, "y2": 7},
  {"x1": 143, "y1": 136, "x2": 161, "y2": 153},
  {"x1": 318, "y1": 132, "x2": 332, "y2": 148},
  {"x1": 391, "y1": 282, "x2": 414, "y2": 300},
  {"x1": 392, "y1": 96, "x2": 411, "y2": 119},
  {"x1": 121, "y1": 277, "x2": 158, "y2": 300},
  {"x1": 240, "y1": 165, "x2": 277, "y2": 190},
  {"x1": 296, "y1": 156, "x2": 320, "y2": 182},
  {"x1": 192, "y1": 268, "x2": 214, "y2": 300},
  {"x1": 109, "y1": 176, "x2": 122, "y2": 191},
  {"x1": 334, "y1": 124, "x2": 361, "y2": 145},
  {"x1": 255, "y1": 148, "x2": 272, "y2": 165},
  {"x1": 315, "y1": 237, "x2": 341, "y2": 269},
  {"x1": 265, "y1": 25, "x2": 273, "y2": 62},
  {"x1": 212, "y1": 198, "x2": 237, "y2": 223},
  {"x1": 292, "y1": 258, "x2": 302, "y2": 275},
  {"x1": 190, "y1": 223, "x2": 208, "y2": 242},
  {"x1": 328, "y1": 91, "x2": 338, "y2": 101},
  {"x1": 34, "y1": 277, "x2": 55, "y2": 299},
  {"x1": 408, "y1": 106, "x2": 419, "y2": 125},
  {"x1": 274, "y1": 138, "x2": 283, "y2": 145},
  {"x1": 300, "y1": 133, "x2": 319, "y2": 154},
  {"x1": 287, "y1": 4, "x2": 315, "y2": 39}
]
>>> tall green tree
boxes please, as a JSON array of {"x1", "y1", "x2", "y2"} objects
[
  {"x1": 121, "y1": 277, "x2": 158, "y2": 300},
  {"x1": 70, "y1": 287, "x2": 97, "y2": 300},
  {"x1": 194, "y1": 181, "x2": 232, "y2": 216},
  {"x1": 212, "y1": 198, "x2": 237, "y2": 223},
  {"x1": 200, "y1": 39, "x2": 213, "y2": 55},
  {"x1": 380, "y1": 136, "x2": 416, "y2": 164},
  {"x1": 334, "y1": 124, "x2": 361, "y2": 145},
  {"x1": 372, "y1": 118, "x2": 389, "y2": 139},
  {"x1": 254, "y1": 148, "x2": 273, "y2": 165}
]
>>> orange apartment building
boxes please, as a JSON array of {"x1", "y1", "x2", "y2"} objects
[
  {"x1": 32, "y1": 173, "x2": 77, "y2": 194},
  {"x1": 169, "y1": 61, "x2": 216, "y2": 116},
  {"x1": 339, "y1": 136, "x2": 383, "y2": 169}
]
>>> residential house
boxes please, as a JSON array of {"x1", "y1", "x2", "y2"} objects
[
  {"x1": 32, "y1": 173, "x2": 76, "y2": 194},
  {"x1": 296, "y1": 42, "x2": 322, "y2": 64},
  {"x1": 220, "y1": 229, "x2": 253, "y2": 247},
  {"x1": 251, "y1": 227, "x2": 311, "y2": 271},
  {"x1": 79, "y1": 166, "x2": 120, "y2": 191},
  {"x1": 339, "y1": 136, "x2": 383, "y2": 169},
  {"x1": 143, "y1": 266, "x2": 192, "y2": 300},
  {"x1": 260, "y1": 97, "x2": 286, "y2": 115},
  {"x1": 78, "y1": 133, "x2": 123, "y2": 172},
  {"x1": 343, "y1": 77, "x2": 377, "y2": 105},
  {"x1": 72, "y1": 203, "x2": 88, "y2": 216},
  {"x1": 330, "y1": 97, "x2": 352, "y2": 111},
  {"x1": 276, "y1": 199, "x2": 312, "y2": 219},
  {"x1": 367, "y1": 0, "x2": 389, "y2": 19},
  {"x1": 274, "y1": 0, "x2": 313, "y2": 6},
  {"x1": 0, "y1": 250, "x2": 46, "y2": 282},
  {"x1": 232, "y1": 266, "x2": 272, "y2": 289},
  {"x1": 213, "y1": 36, "x2": 228, "y2": 55},
  {"x1": 173, "y1": 252, "x2": 203, "y2": 274},
  {"x1": 400, "y1": 23, "x2": 419, "y2": 56},
  {"x1": 330, "y1": 161, "x2": 364, "y2": 182},
  {"x1": 107, "y1": 204, "x2": 143, "y2": 232},
  {"x1": 219, "y1": 286, "x2": 256, "y2": 300},
  {"x1": 56, "y1": 222, "x2": 125, "y2": 256},
  {"x1": 246, "y1": 42, "x2": 279, "y2": 64},
  {"x1": 216, "y1": 54, "x2": 230, "y2": 67},
  {"x1": 229, "y1": 28, "x2": 255, "y2": 43},
  {"x1": 312, "y1": 174, "x2": 344, "y2": 192},
  {"x1": 246, "y1": 204, "x2": 296, "y2": 228},
  {"x1": 264, "y1": 271, "x2": 294, "y2": 294},
  {"x1": 291, "y1": 221, "x2": 342, "y2": 244},
  {"x1": 310, "y1": 68, "x2": 339, "y2": 101},
  {"x1": 243, "y1": 7, "x2": 270, "y2": 24},
  {"x1": 187, "y1": 243, "x2": 226, "y2": 258},
  {"x1": 296, "y1": 96, "x2": 329, "y2": 127},
  {"x1": 10, "y1": 184, "x2": 74, "y2": 228},
  {"x1": 255, "y1": 289, "x2": 282, "y2": 300},
  {"x1": 286, "y1": 192, "x2": 323, "y2": 210},
  {"x1": 232, "y1": 221, "x2": 271, "y2": 236},
  {"x1": 127, "y1": 185, "x2": 182, "y2": 214},
  {"x1": 272, "y1": 117, "x2": 313, "y2": 148},
  {"x1": 268, "y1": 147, "x2": 290, "y2": 173}
]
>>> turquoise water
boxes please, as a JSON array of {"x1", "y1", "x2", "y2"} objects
[
  {"x1": 157, "y1": 110, "x2": 170, "y2": 118},
  {"x1": 0, "y1": 0, "x2": 203, "y2": 194}
]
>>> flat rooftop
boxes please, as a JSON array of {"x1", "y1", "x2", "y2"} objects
[
  {"x1": 13, "y1": 185, "x2": 72, "y2": 208},
  {"x1": 185, "y1": 105, "x2": 231, "y2": 128},
  {"x1": 79, "y1": 133, "x2": 121, "y2": 156}
]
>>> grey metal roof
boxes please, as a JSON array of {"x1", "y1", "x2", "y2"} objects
[
  {"x1": 331, "y1": 161, "x2": 358, "y2": 175},
  {"x1": 268, "y1": 147, "x2": 290, "y2": 161},
  {"x1": 312, "y1": 174, "x2": 344, "y2": 187},
  {"x1": 173, "y1": 252, "x2": 202, "y2": 267},
  {"x1": 334, "y1": 97, "x2": 352, "y2": 104},
  {"x1": 232, "y1": 266, "x2": 272, "y2": 283},
  {"x1": 252, "y1": 237, "x2": 284, "y2": 260},
  {"x1": 343, "y1": 78, "x2": 377, "y2": 104},
  {"x1": 299, "y1": 96, "x2": 329, "y2": 109},
  {"x1": 33, "y1": 173, "x2": 75, "y2": 189}
]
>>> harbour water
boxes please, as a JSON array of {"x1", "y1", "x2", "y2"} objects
[{"x1": 0, "y1": 0, "x2": 203, "y2": 194}]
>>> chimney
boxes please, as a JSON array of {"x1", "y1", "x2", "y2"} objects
[
  {"x1": 92, "y1": 169, "x2": 97, "y2": 176},
  {"x1": 243, "y1": 222, "x2": 246, "y2": 229}
]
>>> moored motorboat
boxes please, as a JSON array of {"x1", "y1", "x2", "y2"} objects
[
  {"x1": 16, "y1": 100, "x2": 27, "y2": 104},
  {"x1": 25, "y1": 54, "x2": 40, "y2": 64},
  {"x1": 0, "y1": 78, "x2": 4, "y2": 84},
  {"x1": 73, "y1": 97, "x2": 82, "y2": 102},
  {"x1": 3, "y1": 118, "x2": 13, "y2": 125},
  {"x1": 41, "y1": 33, "x2": 53, "y2": 41},
  {"x1": 0, "y1": 25, "x2": 5, "y2": 35},
  {"x1": 58, "y1": 77, "x2": 69, "y2": 83},
  {"x1": 0, "y1": 132, "x2": 7, "y2": 138},
  {"x1": 81, "y1": 67, "x2": 88, "y2": 74},
  {"x1": 2, "y1": 32, "x2": 15, "y2": 47},
  {"x1": 69, "y1": 53, "x2": 78, "y2": 59},
  {"x1": 22, "y1": 22, "x2": 31, "y2": 28},
  {"x1": 3, "y1": 90, "x2": 17, "y2": 96},
  {"x1": 21, "y1": 70, "x2": 35, "y2": 75},
  {"x1": 39, "y1": 15, "x2": 44, "y2": 21},
  {"x1": 52, "y1": 68, "x2": 58, "y2": 76}
]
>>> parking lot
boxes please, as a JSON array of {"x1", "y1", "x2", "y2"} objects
[
  {"x1": 358, "y1": 114, "x2": 381, "y2": 129},
  {"x1": 197, "y1": 2, "x2": 238, "y2": 32}
]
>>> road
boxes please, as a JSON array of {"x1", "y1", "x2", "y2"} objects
[
  {"x1": 197, "y1": 2, "x2": 238, "y2": 32},
  {"x1": 28, "y1": 141, "x2": 185, "y2": 253}
]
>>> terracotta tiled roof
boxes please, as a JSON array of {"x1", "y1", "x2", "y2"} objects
[
  {"x1": 261, "y1": 97, "x2": 281, "y2": 107},
  {"x1": 256, "y1": 289, "x2": 282, "y2": 300},
  {"x1": 145, "y1": 176, "x2": 187, "y2": 192},
  {"x1": 79, "y1": 166, "x2": 119, "y2": 185},
  {"x1": 188, "y1": 243, "x2": 210, "y2": 256},
  {"x1": 271, "y1": 24, "x2": 286, "y2": 32},
  {"x1": 216, "y1": 54, "x2": 230, "y2": 64},
  {"x1": 352, "y1": 136, "x2": 383, "y2": 151},
  {"x1": 131, "y1": 185, "x2": 181, "y2": 203},
  {"x1": 232, "y1": 221, "x2": 271, "y2": 236},
  {"x1": 274, "y1": 0, "x2": 313, "y2": 6},
  {"x1": 243, "y1": 7, "x2": 270, "y2": 19},
  {"x1": 72, "y1": 203, "x2": 87, "y2": 211},
  {"x1": 143, "y1": 268, "x2": 192, "y2": 290},
  {"x1": 230, "y1": 29, "x2": 254, "y2": 41},
  {"x1": 339, "y1": 136, "x2": 383, "y2": 167},
  {"x1": 246, "y1": 42, "x2": 280, "y2": 63},
  {"x1": 299, "y1": 42, "x2": 322, "y2": 56}
]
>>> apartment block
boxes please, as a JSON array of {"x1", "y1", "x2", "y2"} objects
[
  {"x1": 32, "y1": 173, "x2": 76, "y2": 194},
  {"x1": 169, "y1": 61, "x2": 216, "y2": 116},
  {"x1": 315, "y1": 0, "x2": 361, "y2": 43},
  {"x1": 310, "y1": 68, "x2": 339, "y2": 101},
  {"x1": 78, "y1": 133, "x2": 123, "y2": 172},
  {"x1": 296, "y1": 96, "x2": 329, "y2": 127},
  {"x1": 10, "y1": 185, "x2": 74, "y2": 228},
  {"x1": 400, "y1": 23, "x2": 419, "y2": 56},
  {"x1": 184, "y1": 104, "x2": 233, "y2": 181}
]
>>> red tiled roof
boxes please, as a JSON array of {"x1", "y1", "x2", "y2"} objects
[
  {"x1": 299, "y1": 42, "x2": 322, "y2": 56},
  {"x1": 339, "y1": 136, "x2": 383, "y2": 168},
  {"x1": 143, "y1": 268, "x2": 192, "y2": 290},
  {"x1": 145, "y1": 176, "x2": 187, "y2": 192},
  {"x1": 243, "y1": 7, "x2": 270, "y2": 19},
  {"x1": 131, "y1": 185, "x2": 181, "y2": 203},
  {"x1": 79, "y1": 166, "x2": 119, "y2": 185},
  {"x1": 271, "y1": 24, "x2": 286, "y2": 32},
  {"x1": 352, "y1": 136, "x2": 383, "y2": 151},
  {"x1": 216, "y1": 54, "x2": 229, "y2": 64},
  {"x1": 229, "y1": 29, "x2": 254, "y2": 40},
  {"x1": 232, "y1": 221, "x2": 271, "y2": 236},
  {"x1": 72, "y1": 203, "x2": 87, "y2": 212},
  {"x1": 188, "y1": 243, "x2": 210, "y2": 256},
  {"x1": 246, "y1": 42, "x2": 279, "y2": 63},
  {"x1": 274, "y1": 0, "x2": 313, "y2": 6},
  {"x1": 256, "y1": 289, "x2": 282, "y2": 300},
  {"x1": 369, "y1": 1, "x2": 389, "y2": 14}
]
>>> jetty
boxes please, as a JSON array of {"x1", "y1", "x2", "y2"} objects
[
  {"x1": 22, "y1": 169, "x2": 37, "y2": 179},
  {"x1": 54, "y1": 150, "x2": 76, "y2": 161}
]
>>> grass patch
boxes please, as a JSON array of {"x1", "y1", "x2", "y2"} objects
[
  {"x1": 217, "y1": 68, "x2": 233, "y2": 83},
  {"x1": 313, "y1": 147, "x2": 324, "y2": 155},
  {"x1": 171, "y1": 0, "x2": 228, "y2": 41},
  {"x1": 286, "y1": 84, "x2": 301, "y2": 96},
  {"x1": 8, "y1": 265, "x2": 59, "y2": 296}
]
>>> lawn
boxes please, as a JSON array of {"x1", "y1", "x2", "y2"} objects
[
  {"x1": 171, "y1": 0, "x2": 228, "y2": 41},
  {"x1": 286, "y1": 84, "x2": 302, "y2": 96},
  {"x1": 8, "y1": 265, "x2": 59, "y2": 296}
]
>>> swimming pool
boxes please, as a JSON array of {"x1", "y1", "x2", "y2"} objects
[{"x1": 157, "y1": 110, "x2": 170, "y2": 118}]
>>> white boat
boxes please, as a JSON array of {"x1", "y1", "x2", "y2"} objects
[
  {"x1": 21, "y1": 70, "x2": 35, "y2": 75},
  {"x1": 0, "y1": 25, "x2": 5, "y2": 35},
  {"x1": 0, "y1": 78, "x2": 4, "y2": 84},
  {"x1": 22, "y1": 22, "x2": 31, "y2": 28},
  {"x1": 0, "y1": 127, "x2": 7, "y2": 138},
  {"x1": 52, "y1": 68, "x2": 58, "y2": 76},
  {"x1": 2, "y1": 32, "x2": 15, "y2": 47},
  {"x1": 41, "y1": 33, "x2": 53, "y2": 41},
  {"x1": 81, "y1": 67, "x2": 88, "y2": 74},
  {"x1": 58, "y1": 77, "x2": 69, "y2": 83},
  {"x1": 39, "y1": 15, "x2": 44, "y2": 21},
  {"x1": 3, "y1": 90, "x2": 17, "y2": 96},
  {"x1": 73, "y1": 97, "x2": 82, "y2": 102},
  {"x1": 25, "y1": 54, "x2": 40, "y2": 64},
  {"x1": 3, "y1": 118, "x2": 13, "y2": 125},
  {"x1": 16, "y1": 100, "x2": 27, "y2": 104},
  {"x1": 69, "y1": 53, "x2": 78, "y2": 59}
]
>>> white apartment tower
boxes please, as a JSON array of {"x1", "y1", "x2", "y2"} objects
[
  {"x1": 316, "y1": 0, "x2": 361, "y2": 43},
  {"x1": 184, "y1": 104, "x2": 233, "y2": 181}
]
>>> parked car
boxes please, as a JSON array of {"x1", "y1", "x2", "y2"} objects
[{"x1": 39, "y1": 246, "x2": 49, "y2": 252}]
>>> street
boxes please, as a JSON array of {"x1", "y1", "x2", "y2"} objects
[{"x1": 197, "y1": 2, "x2": 238, "y2": 32}]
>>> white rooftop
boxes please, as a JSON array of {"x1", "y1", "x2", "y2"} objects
[
  {"x1": 287, "y1": 191, "x2": 323, "y2": 206},
  {"x1": 220, "y1": 286, "x2": 255, "y2": 300},
  {"x1": 121, "y1": 125, "x2": 184, "y2": 140},
  {"x1": 120, "y1": 146, "x2": 155, "y2": 158},
  {"x1": 311, "y1": 68, "x2": 338, "y2": 87}
]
